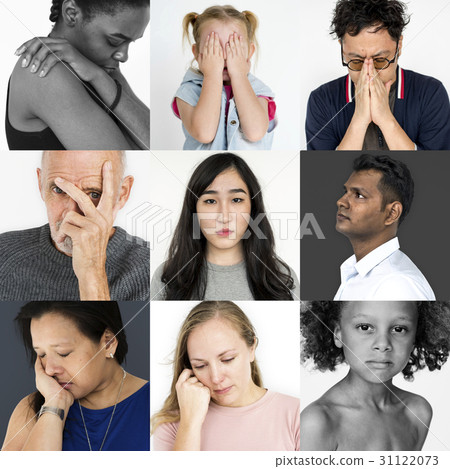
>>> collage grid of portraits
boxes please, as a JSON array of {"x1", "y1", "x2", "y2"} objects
[{"x1": 0, "y1": 0, "x2": 449, "y2": 468}]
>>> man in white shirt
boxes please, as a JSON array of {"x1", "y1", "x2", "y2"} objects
[{"x1": 334, "y1": 153, "x2": 435, "y2": 300}]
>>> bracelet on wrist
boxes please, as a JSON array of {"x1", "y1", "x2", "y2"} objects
[
  {"x1": 38, "y1": 406, "x2": 65, "y2": 421},
  {"x1": 107, "y1": 79, "x2": 122, "y2": 114}
]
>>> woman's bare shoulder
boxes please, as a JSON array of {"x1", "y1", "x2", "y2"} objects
[
  {"x1": 2, "y1": 394, "x2": 37, "y2": 451},
  {"x1": 11, "y1": 59, "x2": 92, "y2": 110},
  {"x1": 9, "y1": 59, "x2": 128, "y2": 149}
]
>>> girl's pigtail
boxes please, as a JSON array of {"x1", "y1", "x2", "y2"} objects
[
  {"x1": 242, "y1": 10, "x2": 259, "y2": 47},
  {"x1": 182, "y1": 12, "x2": 199, "y2": 47}
]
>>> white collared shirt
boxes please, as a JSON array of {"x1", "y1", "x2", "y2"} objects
[{"x1": 334, "y1": 237, "x2": 435, "y2": 300}]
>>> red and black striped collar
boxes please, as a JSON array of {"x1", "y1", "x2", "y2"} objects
[{"x1": 345, "y1": 67, "x2": 404, "y2": 103}]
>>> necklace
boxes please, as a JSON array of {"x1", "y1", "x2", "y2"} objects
[{"x1": 78, "y1": 367, "x2": 127, "y2": 451}]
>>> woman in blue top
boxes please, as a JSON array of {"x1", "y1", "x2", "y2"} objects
[{"x1": 2, "y1": 301, "x2": 149, "y2": 451}]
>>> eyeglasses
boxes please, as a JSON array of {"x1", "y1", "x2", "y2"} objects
[{"x1": 341, "y1": 42, "x2": 399, "y2": 71}]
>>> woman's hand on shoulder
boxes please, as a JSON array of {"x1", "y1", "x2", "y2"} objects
[
  {"x1": 175, "y1": 368, "x2": 210, "y2": 427},
  {"x1": 16, "y1": 37, "x2": 104, "y2": 83},
  {"x1": 34, "y1": 357, "x2": 74, "y2": 411}
]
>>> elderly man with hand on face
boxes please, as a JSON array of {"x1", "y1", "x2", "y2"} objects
[{"x1": 0, "y1": 151, "x2": 149, "y2": 301}]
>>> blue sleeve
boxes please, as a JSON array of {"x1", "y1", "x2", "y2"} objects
[
  {"x1": 416, "y1": 80, "x2": 450, "y2": 150},
  {"x1": 305, "y1": 88, "x2": 340, "y2": 150},
  {"x1": 174, "y1": 81, "x2": 201, "y2": 108}
]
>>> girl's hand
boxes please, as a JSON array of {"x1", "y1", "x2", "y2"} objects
[
  {"x1": 15, "y1": 37, "x2": 104, "y2": 83},
  {"x1": 175, "y1": 369, "x2": 210, "y2": 427},
  {"x1": 225, "y1": 33, "x2": 251, "y2": 79},
  {"x1": 197, "y1": 32, "x2": 224, "y2": 79},
  {"x1": 34, "y1": 357, "x2": 74, "y2": 410}
]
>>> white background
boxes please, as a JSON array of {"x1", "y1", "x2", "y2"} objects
[
  {"x1": 2, "y1": 451, "x2": 449, "y2": 468},
  {"x1": 150, "y1": 0, "x2": 301, "y2": 150},
  {"x1": 0, "y1": 0, "x2": 448, "y2": 465},
  {"x1": 0, "y1": 0, "x2": 150, "y2": 150},
  {"x1": 149, "y1": 150, "x2": 300, "y2": 280},
  {"x1": 150, "y1": 301, "x2": 300, "y2": 447},
  {"x1": 299, "y1": 0, "x2": 450, "y2": 150},
  {"x1": 0, "y1": 151, "x2": 151, "y2": 241}
]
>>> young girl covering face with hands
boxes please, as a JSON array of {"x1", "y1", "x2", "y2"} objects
[
  {"x1": 300, "y1": 301, "x2": 450, "y2": 451},
  {"x1": 150, "y1": 153, "x2": 299, "y2": 301},
  {"x1": 173, "y1": 5, "x2": 276, "y2": 150},
  {"x1": 151, "y1": 301, "x2": 299, "y2": 451}
]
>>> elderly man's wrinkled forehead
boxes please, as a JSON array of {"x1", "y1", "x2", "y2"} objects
[{"x1": 40, "y1": 151, "x2": 126, "y2": 181}]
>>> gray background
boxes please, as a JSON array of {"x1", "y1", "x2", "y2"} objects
[
  {"x1": 0, "y1": 301, "x2": 149, "y2": 444},
  {"x1": 301, "y1": 151, "x2": 450, "y2": 299}
]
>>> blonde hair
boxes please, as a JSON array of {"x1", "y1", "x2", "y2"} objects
[
  {"x1": 182, "y1": 5, "x2": 259, "y2": 50},
  {"x1": 151, "y1": 301, "x2": 263, "y2": 432}
]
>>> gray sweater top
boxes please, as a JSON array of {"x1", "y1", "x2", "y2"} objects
[
  {"x1": 0, "y1": 224, "x2": 149, "y2": 301},
  {"x1": 150, "y1": 260, "x2": 299, "y2": 301}
]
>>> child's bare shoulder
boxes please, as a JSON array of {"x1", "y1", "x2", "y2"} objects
[
  {"x1": 396, "y1": 387, "x2": 432, "y2": 423},
  {"x1": 300, "y1": 393, "x2": 341, "y2": 450},
  {"x1": 394, "y1": 386, "x2": 432, "y2": 448}
]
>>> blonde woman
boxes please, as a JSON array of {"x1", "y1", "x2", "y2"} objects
[{"x1": 152, "y1": 301, "x2": 299, "y2": 450}]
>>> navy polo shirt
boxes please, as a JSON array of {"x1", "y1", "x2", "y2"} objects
[{"x1": 306, "y1": 67, "x2": 450, "y2": 150}]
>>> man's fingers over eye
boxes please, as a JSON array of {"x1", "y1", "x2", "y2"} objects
[
  {"x1": 97, "y1": 161, "x2": 116, "y2": 217},
  {"x1": 54, "y1": 177, "x2": 98, "y2": 217}
]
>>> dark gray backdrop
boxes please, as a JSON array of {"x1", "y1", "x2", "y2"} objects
[
  {"x1": 301, "y1": 151, "x2": 450, "y2": 299},
  {"x1": 0, "y1": 301, "x2": 149, "y2": 444}
]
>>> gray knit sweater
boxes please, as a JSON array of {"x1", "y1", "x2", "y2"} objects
[{"x1": 0, "y1": 224, "x2": 149, "y2": 301}]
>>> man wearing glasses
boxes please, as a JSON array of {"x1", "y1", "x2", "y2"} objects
[{"x1": 306, "y1": 0, "x2": 450, "y2": 150}]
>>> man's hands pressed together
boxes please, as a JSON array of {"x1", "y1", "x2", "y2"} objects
[{"x1": 339, "y1": 58, "x2": 415, "y2": 151}]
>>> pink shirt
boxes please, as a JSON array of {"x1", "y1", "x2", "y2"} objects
[{"x1": 153, "y1": 390, "x2": 299, "y2": 451}]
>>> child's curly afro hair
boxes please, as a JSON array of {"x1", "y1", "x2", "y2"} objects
[{"x1": 301, "y1": 301, "x2": 450, "y2": 381}]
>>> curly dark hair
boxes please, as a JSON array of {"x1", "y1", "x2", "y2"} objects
[
  {"x1": 330, "y1": 0, "x2": 410, "y2": 41},
  {"x1": 352, "y1": 153, "x2": 414, "y2": 225},
  {"x1": 301, "y1": 301, "x2": 450, "y2": 381}
]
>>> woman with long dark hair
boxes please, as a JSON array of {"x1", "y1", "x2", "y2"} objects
[
  {"x1": 150, "y1": 153, "x2": 299, "y2": 300},
  {"x1": 6, "y1": 0, "x2": 149, "y2": 150},
  {"x1": 2, "y1": 302, "x2": 149, "y2": 451}
]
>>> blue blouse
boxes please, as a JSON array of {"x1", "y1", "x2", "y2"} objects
[{"x1": 62, "y1": 382, "x2": 149, "y2": 451}]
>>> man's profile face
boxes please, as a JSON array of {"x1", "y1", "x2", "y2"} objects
[
  {"x1": 336, "y1": 169, "x2": 389, "y2": 240},
  {"x1": 37, "y1": 151, "x2": 126, "y2": 255},
  {"x1": 341, "y1": 27, "x2": 402, "y2": 85}
]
